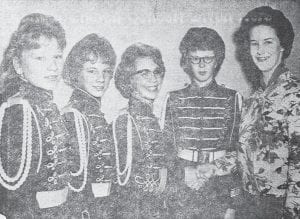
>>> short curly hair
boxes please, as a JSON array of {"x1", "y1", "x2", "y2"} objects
[
  {"x1": 63, "y1": 33, "x2": 116, "y2": 87},
  {"x1": 179, "y1": 27, "x2": 225, "y2": 77},
  {"x1": 114, "y1": 43, "x2": 165, "y2": 99},
  {"x1": 1, "y1": 13, "x2": 66, "y2": 81},
  {"x1": 234, "y1": 6, "x2": 295, "y2": 90}
]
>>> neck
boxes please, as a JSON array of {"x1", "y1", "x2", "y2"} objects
[
  {"x1": 262, "y1": 61, "x2": 281, "y2": 85},
  {"x1": 193, "y1": 78, "x2": 213, "y2": 88}
]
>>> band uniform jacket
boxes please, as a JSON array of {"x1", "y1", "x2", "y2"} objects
[
  {"x1": 114, "y1": 96, "x2": 176, "y2": 219},
  {"x1": 64, "y1": 88, "x2": 116, "y2": 218},
  {"x1": 0, "y1": 81, "x2": 70, "y2": 218},
  {"x1": 163, "y1": 79, "x2": 242, "y2": 218}
]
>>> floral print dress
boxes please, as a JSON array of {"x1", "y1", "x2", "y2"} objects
[{"x1": 238, "y1": 64, "x2": 300, "y2": 217}]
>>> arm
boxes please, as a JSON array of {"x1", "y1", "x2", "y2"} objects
[
  {"x1": 202, "y1": 92, "x2": 243, "y2": 177},
  {"x1": 284, "y1": 86, "x2": 300, "y2": 217}
]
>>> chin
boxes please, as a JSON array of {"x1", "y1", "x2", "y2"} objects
[
  {"x1": 256, "y1": 63, "x2": 273, "y2": 72},
  {"x1": 91, "y1": 92, "x2": 103, "y2": 98}
]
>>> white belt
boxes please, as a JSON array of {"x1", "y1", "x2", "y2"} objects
[
  {"x1": 36, "y1": 187, "x2": 68, "y2": 209},
  {"x1": 91, "y1": 182, "x2": 111, "y2": 197},
  {"x1": 178, "y1": 148, "x2": 226, "y2": 163}
]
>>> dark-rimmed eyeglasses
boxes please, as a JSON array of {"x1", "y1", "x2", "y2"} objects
[
  {"x1": 134, "y1": 69, "x2": 163, "y2": 80},
  {"x1": 189, "y1": 56, "x2": 215, "y2": 64}
]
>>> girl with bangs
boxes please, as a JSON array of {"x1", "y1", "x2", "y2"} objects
[
  {"x1": 63, "y1": 33, "x2": 117, "y2": 219},
  {"x1": 0, "y1": 13, "x2": 70, "y2": 218}
]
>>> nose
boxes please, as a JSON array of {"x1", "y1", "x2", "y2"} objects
[
  {"x1": 257, "y1": 43, "x2": 265, "y2": 55},
  {"x1": 148, "y1": 72, "x2": 158, "y2": 82},
  {"x1": 198, "y1": 59, "x2": 206, "y2": 68},
  {"x1": 96, "y1": 72, "x2": 105, "y2": 82},
  {"x1": 47, "y1": 58, "x2": 59, "y2": 72}
]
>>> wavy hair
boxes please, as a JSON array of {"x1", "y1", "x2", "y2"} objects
[
  {"x1": 63, "y1": 33, "x2": 116, "y2": 87},
  {"x1": 114, "y1": 43, "x2": 165, "y2": 99},
  {"x1": 233, "y1": 6, "x2": 294, "y2": 91},
  {"x1": 179, "y1": 27, "x2": 225, "y2": 78}
]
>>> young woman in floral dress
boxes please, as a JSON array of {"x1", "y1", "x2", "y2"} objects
[{"x1": 234, "y1": 6, "x2": 300, "y2": 218}]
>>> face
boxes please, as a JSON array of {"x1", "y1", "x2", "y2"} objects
[
  {"x1": 130, "y1": 57, "x2": 163, "y2": 100},
  {"x1": 17, "y1": 36, "x2": 64, "y2": 91},
  {"x1": 250, "y1": 25, "x2": 283, "y2": 73},
  {"x1": 188, "y1": 50, "x2": 217, "y2": 84},
  {"x1": 79, "y1": 57, "x2": 113, "y2": 98}
]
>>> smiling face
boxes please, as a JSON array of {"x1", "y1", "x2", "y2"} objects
[
  {"x1": 16, "y1": 36, "x2": 64, "y2": 91},
  {"x1": 188, "y1": 50, "x2": 217, "y2": 85},
  {"x1": 130, "y1": 56, "x2": 163, "y2": 100},
  {"x1": 79, "y1": 57, "x2": 113, "y2": 98},
  {"x1": 249, "y1": 25, "x2": 284, "y2": 73}
]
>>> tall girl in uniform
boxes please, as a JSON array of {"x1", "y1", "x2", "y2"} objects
[
  {"x1": 0, "y1": 13, "x2": 70, "y2": 218},
  {"x1": 63, "y1": 33, "x2": 117, "y2": 219},
  {"x1": 113, "y1": 43, "x2": 175, "y2": 218}
]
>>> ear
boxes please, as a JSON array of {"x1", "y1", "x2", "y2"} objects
[{"x1": 12, "y1": 57, "x2": 23, "y2": 76}]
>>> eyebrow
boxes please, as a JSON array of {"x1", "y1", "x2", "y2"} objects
[
  {"x1": 85, "y1": 67, "x2": 97, "y2": 70},
  {"x1": 136, "y1": 69, "x2": 150, "y2": 72},
  {"x1": 263, "y1": 38, "x2": 274, "y2": 41}
]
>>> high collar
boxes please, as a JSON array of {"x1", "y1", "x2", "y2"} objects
[
  {"x1": 19, "y1": 80, "x2": 53, "y2": 104},
  {"x1": 189, "y1": 79, "x2": 218, "y2": 93},
  {"x1": 70, "y1": 87, "x2": 101, "y2": 106},
  {"x1": 260, "y1": 63, "x2": 288, "y2": 90},
  {"x1": 128, "y1": 96, "x2": 154, "y2": 117}
]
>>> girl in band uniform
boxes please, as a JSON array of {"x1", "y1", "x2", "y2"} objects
[
  {"x1": 63, "y1": 33, "x2": 117, "y2": 218},
  {"x1": 0, "y1": 13, "x2": 70, "y2": 218}
]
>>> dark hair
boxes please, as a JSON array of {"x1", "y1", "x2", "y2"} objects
[
  {"x1": 234, "y1": 6, "x2": 294, "y2": 90},
  {"x1": 0, "y1": 13, "x2": 66, "y2": 83},
  {"x1": 179, "y1": 27, "x2": 225, "y2": 77},
  {"x1": 63, "y1": 33, "x2": 116, "y2": 87},
  {"x1": 114, "y1": 43, "x2": 165, "y2": 99}
]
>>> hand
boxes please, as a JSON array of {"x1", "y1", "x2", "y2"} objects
[
  {"x1": 224, "y1": 208, "x2": 235, "y2": 219},
  {"x1": 184, "y1": 166, "x2": 206, "y2": 190},
  {"x1": 196, "y1": 163, "x2": 216, "y2": 179}
]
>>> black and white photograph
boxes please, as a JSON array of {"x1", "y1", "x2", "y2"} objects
[{"x1": 0, "y1": 0, "x2": 299, "y2": 218}]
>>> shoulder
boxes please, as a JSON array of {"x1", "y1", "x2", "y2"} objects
[
  {"x1": 216, "y1": 84, "x2": 237, "y2": 97},
  {"x1": 114, "y1": 108, "x2": 129, "y2": 129},
  {"x1": 168, "y1": 85, "x2": 192, "y2": 103}
]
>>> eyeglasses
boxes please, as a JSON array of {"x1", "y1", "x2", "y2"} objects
[
  {"x1": 189, "y1": 56, "x2": 215, "y2": 64},
  {"x1": 134, "y1": 69, "x2": 163, "y2": 80}
]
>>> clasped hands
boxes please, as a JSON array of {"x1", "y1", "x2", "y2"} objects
[{"x1": 184, "y1": 163, "x2": 216, "y2": 190}]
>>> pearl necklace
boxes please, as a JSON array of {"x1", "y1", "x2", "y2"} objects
[
  {"x1": 0, "y1": 99, "x2": 41, "y2": 190},
  {"x1": 113, "y1": 113, "x2": 142, "y2": 186},
  {"x1": 63, "y1": 108, "x2": 89, "y2": 192}
]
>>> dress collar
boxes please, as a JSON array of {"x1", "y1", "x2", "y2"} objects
[{"x1": 260, "y1": 63, "x2": 289, "y2": 90}]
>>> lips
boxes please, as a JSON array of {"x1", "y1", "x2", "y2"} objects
[
  {"x1": 148, "y1": 84, "x2": 160, "y2": 91},
  {"x1": 198, "y1": 71, "x2": 207, "y2": 75},
  {"x1": 45, "y1": 75, "x2": 59, "y2": 81},
  {"x1": 93, "y1": 85, "x2": 104, "y2": 91},
  {"x1": 256, "y1": 56, "x2": 270, "y2": 62}
]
